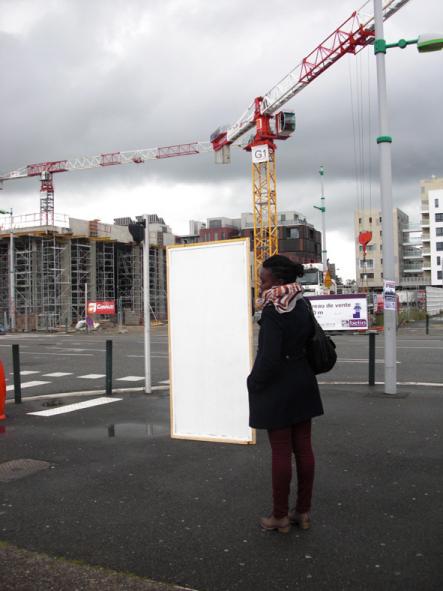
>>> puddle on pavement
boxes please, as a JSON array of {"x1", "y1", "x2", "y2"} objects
[{"x1": 63, "y1": 422, "x2": 169, "y2": 440}]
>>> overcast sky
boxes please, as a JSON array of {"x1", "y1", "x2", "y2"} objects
[{"x1": 1, "y1": 0, "x2": 442, "y2": 280}]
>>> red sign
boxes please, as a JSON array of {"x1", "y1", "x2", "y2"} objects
[{"x1": 87, "y1": 301, "x2": 115, "y2": 315}]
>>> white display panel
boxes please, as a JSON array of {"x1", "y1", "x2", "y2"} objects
[{"x1": 167, "y1": 239, "x2": 254, "y2": 444}]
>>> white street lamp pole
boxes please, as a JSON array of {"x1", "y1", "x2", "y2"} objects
[
  {"x1": 374, "y1": 0, "x2": 397, "y2": 394},
  {"x1": 9, "y1": 209, "x2": 15, "y2": 331},
  {"x1": 143, "y1": 215, "x2": 152, "y2": 394}
]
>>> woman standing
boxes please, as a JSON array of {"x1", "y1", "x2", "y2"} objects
[{"x1": 247, "y1": 255, "x2": 324, "y2": 533}]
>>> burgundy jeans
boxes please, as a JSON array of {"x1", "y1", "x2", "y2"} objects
[{"x1": 267, "y1": 420, "x2": 315, "y2": 518}]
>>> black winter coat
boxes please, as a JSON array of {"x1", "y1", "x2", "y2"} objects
[{"x1": 247, "y1": 298, "x2": 324, "y2": 430}]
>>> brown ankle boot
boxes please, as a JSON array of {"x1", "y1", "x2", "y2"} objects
[
  {"x1": 288, "y1": 509, "x2": 311, "y2": 530},
  {"x1": 260, "y1": 515, "x2": 291, "y2": 534}
]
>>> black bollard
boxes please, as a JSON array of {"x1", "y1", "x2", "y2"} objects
[
  {"x1": 368, "y1": 331, "x2": 376, "y2": 386},
  {"x1": 106, "y1": 340, "x2": 113, "y2": 396},
  {"x1": 425, "y1": 314, "x2": 430, "y2": 335},
  {"x1": 12, "y1": 344, "x2": 22, "y2": 404}
]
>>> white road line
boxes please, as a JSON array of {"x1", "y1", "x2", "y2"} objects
[
  {"x1": 116, "y1": 376, "x2": 144, "y2": 382},
  {"x1": 318, "y1": 381, "x2": 443, "y2": 387},
  {"x1": 152, "y1": 385, "x2": 169, "y2": 391},
  {"x1": 159, "y1": 380, "x2": 170, "y2": 384},
  {"x1": 27, "y1": 396, "x2": 122, "y2": 417},
  {"x1": 21, "y1": 352, "x2": 94, "y2": 356},
  {"x1": 126, "y1": 354, "x2": 168, "y2": 358},
  {"x1": 78, "y1": 374, "x2": 106, "y2": 379},
  {"x1": 20, "y1": 370, "x2": 41, "y2": 375},
  {"x1": 338, "y1": 359, "x2": 401, "y2": 364},
  {"x1": 6, "y1": 380, "x2": 51, "y2": 391},
  {"x1": 43, "y1": 372, "x2": 73, "y2": 377}
]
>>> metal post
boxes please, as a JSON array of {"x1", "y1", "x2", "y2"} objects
[
  {"x1": 12, "y1": 344, "x2": 21, "y2": 404},
  {"x1": 368, "y1": 331, "x2": 376, "y2": 386},
  {"x1": 9, "y1": 209, "x2": 15, "y2": 332},
  {"x1": 105, "y1": 339, "x2": 113, "y2": 396},
  {"x1": 425, "y1": 314, "x2": 429, "y2": 335},
  {"x1": 374, "y1": 0, "x2": 397, "y2": 394},
  {"x1": 319, "y1": 165, "x2": 327, "y2": 272},
  {"x1": 143, "y1": 215, "x2": 152, "y2": 394},
  {"x1": 85, "y1": 282, "x2": 88, "y2": 334}
]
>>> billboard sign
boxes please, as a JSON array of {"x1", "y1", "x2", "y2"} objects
[
  {"x1": 305, "y1": 294, "x2": 368, "y2": 331},
  {"x1": 87, "y1": 300, "x2": 115, "y2": 315}
]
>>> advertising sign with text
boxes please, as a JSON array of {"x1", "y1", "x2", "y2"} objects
[
  {"x1": 305, "y1": 294, "x2": 368, "y2": 331},
  {"x1": 87, "y1": 300, "x2": 115, "y2": 315}
]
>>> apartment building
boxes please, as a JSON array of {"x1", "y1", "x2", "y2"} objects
[
  {"x1": 354, "y1": 208, "x2": 409, "y2": 289},
  {"x1": 420, "y1": 176, "x2": 443, "y2": 285}
]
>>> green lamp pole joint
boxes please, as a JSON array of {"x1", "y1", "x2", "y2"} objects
[
  {"x1": 314, "y1": 205, "x2": 325, "y2": 213},
  {"x1": 375, "y1": 37, "x2": 418, "y2": 54},
  {"x1": 377, "y1": 135, "x2": 392, "y2": 144}
]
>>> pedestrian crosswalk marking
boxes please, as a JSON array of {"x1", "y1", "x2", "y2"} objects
[
  {"x1": 159, "y1": 380, "x2": 170, "y2": 384},
  {"x1": 43, "y1": 372, "x2": 73, "y2": 377},
  {"x1": 78, "y1": 374, "x2": 106, "y2": 379},
  {"x1": 27, "y1": 396, "x2": 122, "y2": 417},
  {"x1": 116, "y1": 376, "x2": 144, "y2": 382},
  {"x1": 20, "y1": 370, "x2": 40, "y2": 375},
  {"x1": 6, "y1": 380, "x2": 51, "y2": 391}
]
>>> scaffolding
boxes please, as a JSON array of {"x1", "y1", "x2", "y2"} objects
[
  {"x1": 149, "y1": 246, "x2": 167, "y2": 321},
  {"x1": 0, "y1": 216, "x2": 169, "y2": 331},
  {"x1": 117, "y1": 243, "x2": 143, "y2": 324},
  {"x1": 0, "y1": 242, "x2": 9, "y2": 326},
  {"x1": 71, "y1": 239, "x2": 90, "y2": 323},
  {"x1": 96, "y1": 241, "x2": 115, "y2": 301},
  {"x1": 38, "y1": 237, "x2": 69, "y2": 330}
]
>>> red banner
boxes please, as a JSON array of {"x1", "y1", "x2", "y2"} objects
[{"x1": 87, "y1": 301, "x2": 115, "y2": 315}]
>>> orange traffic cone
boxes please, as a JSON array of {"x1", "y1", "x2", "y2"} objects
[{"x1": 0, "y1": 359, "x2": 6, "y2": 420}]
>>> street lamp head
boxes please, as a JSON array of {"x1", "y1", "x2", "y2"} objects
[{"x1": 417, "y1": 34, "x2": 443, "y2": 53}]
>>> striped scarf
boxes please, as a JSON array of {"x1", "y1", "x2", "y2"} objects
[{"x1": 257, "y1": 282, "x2": 303, "y2": 314}]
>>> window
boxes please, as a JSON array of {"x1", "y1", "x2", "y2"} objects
[
  {"x1": 436, "y1": 213, "x2": 443, "y2": 222},
  {"x1": 281, "y1": 214, "x2": 286, "y2": 222},
  {"x1": 436, "y1": 227, "x2": 443, "y2": 236},
  {"x1": 437, "y1": 242, "x2": 443, "y2": 251},
  {"x1": 379, "y1": 216, "x2": 382, "y2": 223},
  {"x1": 369, "y1": 217, "x2": 372, "y2": 223},
  {"x1": 214, "y1": 232, "x2": 219, "y2": 241},
  {"x1": 209, "y1": 220, "x2": 221, "y2": 229},
  {"x1": 289, "y1": 228, "x2": 299, "y2": 239},
  {"x1": 438, "y1": 271, "x2": 443, "y2": 280},
  {"x1": 360, "y1": 259, "x2": 373, "y2": 268},
  {"x1": 437, "y1": 256, "x2": 441, "y2": 265},
  {"x1": 360, "y1": 273, "x2": 374, "y2": 279},
  {"x1": 380, "y1": 231, "x2": 382, "y2": 236},
  {"x1": 358, "y1": 217, "x2": 362, "y2": 224},
  {"x1": 435, "y1": 199, "x2": 439, "y2": 208}
]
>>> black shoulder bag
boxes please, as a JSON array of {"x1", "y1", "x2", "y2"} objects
[{"x1": 304, "y1": 300, "x2": 337, "y2": 374}]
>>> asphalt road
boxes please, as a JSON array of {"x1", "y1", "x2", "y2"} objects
[
  {"x1": 1, "y1": 384, "x2": 442, "y2": 591},
  {"x1": 1, "y1": 320, "x2": 442, "y2": 398}
]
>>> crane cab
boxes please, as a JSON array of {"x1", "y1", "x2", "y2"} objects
[{"x1": 275, "y1": 111, "x2": 296, "y2": 140}]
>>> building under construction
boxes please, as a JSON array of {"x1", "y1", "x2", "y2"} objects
[{"x1": 0, "y1": 213, "x2": 170, "y2": 331}]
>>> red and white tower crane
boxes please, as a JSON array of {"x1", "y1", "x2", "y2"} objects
[
  {"x1": 0, "y1": 142, "x2": 213, "y2": 226},
  {"x1": 210, "y1": 0, "x2": 411, "y2": 294}
]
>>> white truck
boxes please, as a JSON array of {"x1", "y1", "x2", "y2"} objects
[{"x1": 299, "y1": 263, "x2": 337, "y2": 295}]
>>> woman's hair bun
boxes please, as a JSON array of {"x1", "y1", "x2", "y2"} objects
[{"x1": 262, "y1": 255, "x2": 304, "y2": 283}]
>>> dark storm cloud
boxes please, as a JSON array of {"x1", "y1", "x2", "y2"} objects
[{"x1": 1, "y1": 0, "x2": 442, "y2": 264}]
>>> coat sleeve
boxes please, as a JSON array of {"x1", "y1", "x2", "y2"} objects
[{"x1": 247, "y1": 306, "x2": 283, "y2": 391}]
